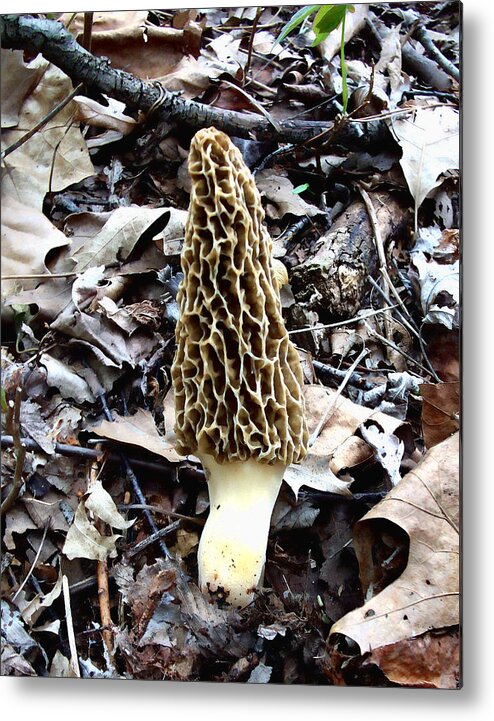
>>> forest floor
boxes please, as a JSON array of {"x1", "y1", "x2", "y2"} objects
[{"x1": 1, "y1": 3, "x2": 460, "y2": 686}]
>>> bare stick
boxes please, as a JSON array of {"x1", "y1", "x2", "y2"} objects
[
  {"x1": 1, "y1": 272, "x2": 78, "y2": 280},
  {"x1": 414, "y1": 23, "x2": 459, "y2": 82},
  {"x1": 1, "y1": 83, "x2": 83, "y2": 160},
  {"x1": 288, "y1": 305, "x2": 399, "y2": 336},
  {"x1": 11, "y1": 522, "x2": 49, "y2": 602},
  {"x1": 87, "y1": 447, "x2": 115, "y2": 664},
  {"x1": 1, "y1": 389, "x2": 27, "y2": 516},
  {"x1": 62, "y1": 574, "x2": 81, "y2": 677},
  {"x1": 244, "y1": 7, "x2": 263, "y2": 83},
  {"x1": 363, "y1": 320, "x2": 432, "y2": 377},
  {"x1": 309, "y1": 348, "x2": 369, "y2": 447},
  {"x1": 0, "y1": 14, "x2": 385, "y2": 147},
  {"x1": 357, "y1": 184, "x2": 411, "y2": 317},
  {"x1": 0, "y1": 435, "x2": 180, "y2": 476}
]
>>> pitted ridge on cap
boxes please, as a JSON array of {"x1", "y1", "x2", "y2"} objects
[{"x1": 171, "y1": 127, "x2": 308, "y2": 465}]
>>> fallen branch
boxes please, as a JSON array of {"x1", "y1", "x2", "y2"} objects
[
  {"x1": 413, "y1": 23, "x2": 460, "y2": 82},
  {"x1": 1, "y1": 389, "x2": 27, "y2": 516},
  {"x1": 0, "y1": 13, "x2": 387, "y2": 146}
]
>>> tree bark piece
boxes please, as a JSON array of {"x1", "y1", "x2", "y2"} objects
[
  {"x1": 291, "y1": 192, "x2": 408, "y2": 320},
  {"x1": 0, "y1": 13, "x2": 388, "y2": 147}
]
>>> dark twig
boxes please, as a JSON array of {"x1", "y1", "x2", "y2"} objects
[
  {"x1": 0, "y1": 435, "x2": 176, "y2": 476},
  {"x1": 313, "y1": 360, "x2": 375, "y2": 392},
  {"x1": 244, "y1": 7, "x2": 263, "y2": 84},
  {"x1": 98, "y1": 394, "x2": 172, "y2": 560},
  {"x1": 1, "y1": 82, "x2": 83, "y2": 160},
  {"x1": 82, "y1": 12, "x2": 94, "y2": 53},
  {"x1": 126, "y1": 520, "x2": 181, "y2": 559},
  {"x1": 1, "y1": 389, "x2": 27, "y2": 516},
  {"x1": 0, "y1": 14, "x2": 386, "y2": 147},
  {"x1": 413, "y1": 23, "x2": 460, "y2": 82}
]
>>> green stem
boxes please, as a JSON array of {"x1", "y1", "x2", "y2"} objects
[{"x1": 340, "y1": 9, "x2": 348, "y2": 114}]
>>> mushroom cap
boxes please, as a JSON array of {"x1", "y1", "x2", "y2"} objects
[{"x1": 172, "y1": 127, "x2": 308, "y2": 465}]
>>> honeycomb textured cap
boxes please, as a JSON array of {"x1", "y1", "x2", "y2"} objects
[{"x1": 171, "y1": 127, "x2": 308, "y2": 465}]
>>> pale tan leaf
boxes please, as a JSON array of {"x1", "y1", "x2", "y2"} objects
[
  {"x1": 60, "y1": 10, "x2": 149, "y2": 35},
  {"x1": 284, "y1": 384, "x2": 408, "y2": 500},
  {"x1": 1, "y1": 196, "x2": 71, "y2": 295},
  {"x1": 255, "y1": 172, "x2": 323, "y2": 220},
  {"x1": 62, "y1": 501, "x2": 121, "y2": 562},
  {"x1": 69, "y1": 206, "x2": 170, "y2": 273},
  {"x1": 391, "y1": 105, "x2": 459, "y2": 212},
  {"x1": 91, "y1": 408, "x2": 183, "y2": 463},
  {"x1": 1, "y1": 63, "x2": 94, "y2": 210},
  {"x1": 40, "y1": 353, "x2": 95, "y2": 403},
  {"x1": 72, "y1": 95, "x2": 137, "y2": 135},
  {"x1": 17, "y1": 570, "x2": 63, "y2": 626},
  {"x1": 420, "y1": 381, "x2": 460, "y2": 449},
  {"x1": 318, "y1": 4, "x2": 369, "y2": 62},
  {"x1": 155, "y1": 55, "x2": 215, "y2": 99},
  {"x1": 1, "y1": 49, "x2": 48, "y2": 129},
  {"x1": 63, "y1": 16, "x2": 202, "y2": 84},
  {"x1": 329, "y1": 432, "x2": 459, "y2": 651},
  {"x1": 85, "y1": 481, "x2": 135, "y2": 530}
]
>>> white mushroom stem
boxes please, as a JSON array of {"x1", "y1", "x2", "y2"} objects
[{"x1": 197, "y1": 454, "x2": 285, "y2": 608}]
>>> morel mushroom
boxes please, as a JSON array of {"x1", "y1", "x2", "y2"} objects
[{"x1": 171, "y1": 127, "x2": 308, "y2": 608}]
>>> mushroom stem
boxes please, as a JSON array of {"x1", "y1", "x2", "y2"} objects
[{"x1": 197, "y1": 454, "x2": 285, "y2": 608}]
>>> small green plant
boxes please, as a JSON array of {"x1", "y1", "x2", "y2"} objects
[
  {"x1": 1, "y1": 387, "x2": 7, "y2": 414},
  {"x1": 275, "y1": 4, "x2": 355, "y2": 113}
]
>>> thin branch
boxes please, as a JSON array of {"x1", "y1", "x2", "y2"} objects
[
  {"x1": 363, "y1": 320, "x2": 432, "y2": 377},
  {"x1": 0, "y1": 434, "x2": 180, "y2": 476},
  {"x1": 413, "y1": 23, "x2": 460, "y2": 82},
  {"x1": 309, "y1": 348, "x2": 369, "y2": 447},
  {"x1": 88, "y1": 446, "x2": 115, "y2": 665},
  {"x1": 0, "y1": 13, "x2": 386, "y2": 146},
  {"x1": 244, "y1": 7, "x2": 263, "y2": 83},
  {"x1": 98, "y1": 393, "x2": 173, "y2": 561},
  {"x1": 288, "y1": 305, "x2": 400, "y2": 336},
  {"x1": 125, "y1": 521, "x2": 181, "y2": 559},
  {"x1": 1, "y1": 83, "x2": 83, "y2": 160},
  {"x1": 11, "y1": 522, "x2": 50, "y2": 602},
  {"x1": 62, "y1": 574, "x2": 81, "y2": 677},
  {"x1": 1, "y1": 389, "x2": 27, "y2": 516}
]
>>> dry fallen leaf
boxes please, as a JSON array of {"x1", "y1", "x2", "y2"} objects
[
  {"x1": 411, "y1": 251, "x2": 459, "y2": 329},
  {"x1": 60, "y1": 10, "x2": 149, "y2": 35},
  {"x1": 255, "y1": 171, "x2": 323, "y2": 220},
  {"x1": 318, "y1": 4, "x2": 369, "y2": 62},
  {"x1": 40, "y1": 353, "x2": 95, "y2": 403},
  {"x1": 1, "y1": 196, "x2": 71, "y2": 295},
  {"x1": 72, "y1": 95, "x2": 137, "y2": 135},
  {"x1": 69, "y1": 206, "x2": 171, "y2": 273},
  {"x1": 329, "y1": 431, "x2": 459, "y2": 652},
  {"x1": 63, "y1": 481, "x2": 133, "y2": 562},
  {"x1": 284, "y1": 385, "x2": 409, "y2": 500},
  {"x1": 361, "y1": 627, "x2": 460, "y2": 688},
  {"x1": 64, "y1": 15, "x2": 202, "y2": 88},
  {"x1": 91, "y1": 408, "x2": 183, "y2": 463},
  {"x1": 0, "y1": 49, "x2": 47, "y2": 129},
  {"x1": 420, "y1": 381, "x2": 460, "y2": 449},
  {"x1": 390, "y1": 105, "x2": 459, "y2": 217},
  {"x1": 1, "y1": 63, "x2": 94, "y2": 210}
]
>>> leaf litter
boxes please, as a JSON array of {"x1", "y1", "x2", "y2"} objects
[{"x1": 1, "y1": 3, "x2": 460, "y2": 686}]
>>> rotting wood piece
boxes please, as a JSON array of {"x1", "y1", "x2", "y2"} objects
[{"x1": 291, "y1": 192, "x2": 408, "y2": 320}]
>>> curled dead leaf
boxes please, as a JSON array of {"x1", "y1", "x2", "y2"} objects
[
  {"x1": 72, "y1": 95, "x2": 137, "y2": 135},
  {"x1": 420, "y1": 381, "x2": 460, "y2": 449},
  {"x1": 329, "y1": 432, "x2": 459, "y2": 658},
  {"x1": 91, "y1": 408, "x2": 183, "y2": 463}
]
